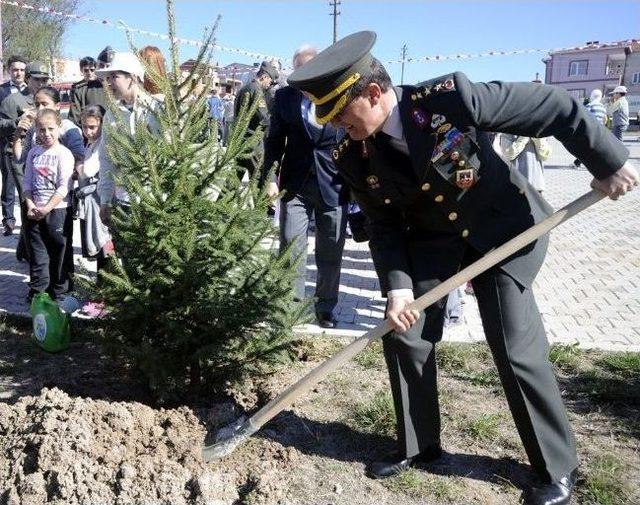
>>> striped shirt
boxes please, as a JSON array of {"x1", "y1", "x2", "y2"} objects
[{"x1": 586, "y1": 101, "x2": 607, "y2": 125}]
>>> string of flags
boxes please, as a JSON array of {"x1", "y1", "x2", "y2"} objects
[
  {"x1": 2, "y1": 0, "x2": 637, "y2": 68},
  {"x1": 0, "y1": 0, "x2": 285, "y2": 63}
]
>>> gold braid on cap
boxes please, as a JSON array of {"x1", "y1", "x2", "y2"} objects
[
  {"x1": 309, "y1": 72, "x2": 362, "y2": 125},
  {"x1": 307, "y1": 72, "x2": 361, "y2": 105}
]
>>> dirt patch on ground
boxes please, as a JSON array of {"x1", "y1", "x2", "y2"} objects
[
  {"x1": 1, "y1": 319, "x2": 639, "y2": 504},
  {"x1": 0, "y1": 387, "x2": 238, "y2": 505}
]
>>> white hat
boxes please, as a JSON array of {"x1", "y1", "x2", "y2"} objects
[
  {"x1": 95, "y1": 52, "x2": 145, "y2": 80},
  {"x1": 609, "y1": 85, "x2": 627, "y2": 95}
]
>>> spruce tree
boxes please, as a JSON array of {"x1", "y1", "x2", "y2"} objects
[{"x1": 93, "y1": 0, "x2": 305, "y2": 400}]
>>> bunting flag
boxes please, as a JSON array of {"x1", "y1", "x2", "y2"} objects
[{"x1": 2, "y1": 0, "x2": 637, "y2": 68}]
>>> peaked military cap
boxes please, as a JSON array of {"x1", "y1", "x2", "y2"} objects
[{"x1": 288, "y1": 30, "x2": 376, "y2": 125}]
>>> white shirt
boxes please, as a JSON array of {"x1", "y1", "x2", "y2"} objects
[{"x1": 380, "y1": 90, "x2": 409, "y2": 155}]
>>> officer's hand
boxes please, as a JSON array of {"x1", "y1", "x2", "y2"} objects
[
  {"x1": 387, "y1": 293, "x2": 420, "y2": 333},
  {"x1": 266, "y1": 182, "x2": 279, "y2": 200},
  {"x1": 591, "y1": 161, "x2": 639, "y2": 200}
]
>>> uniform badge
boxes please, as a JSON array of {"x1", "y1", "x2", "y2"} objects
[
  {"x1": 332, "y1": 149, "x2": 340, "y2": 160},
  {"x1": 430, "y1": 114, "x2": 446, "y2": 129},
  {"x1": 437, "y1": 123, "x2": 452, "y2": 134},
  {"x1": 366, "y1": 175, "x2": 380, "y2": 189},
  {"x1": 411, "y1": 108, "x2": 429, "y2": 129},
  {"x1": 455, "y1": 168, "x2": 476, "y2": 189},
  {"x1": 443, "y1": 79, "x2": 455, "y2": 90}
]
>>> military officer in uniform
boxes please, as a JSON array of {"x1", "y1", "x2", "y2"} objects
[
  {"x1": 234, "y1": 61, "x2": 279, "y2": 178},
  {"x1": 287, "y1": 31, "x2": 638, "y2": 505}
]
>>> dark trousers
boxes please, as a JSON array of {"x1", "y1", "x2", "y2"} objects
[
  {"x1": 382, "y1": 247, "x2": 577, "y2": 483},
  {"x1": 27, "y1": 207, "x2": 73, "y2": 299},
  {"x1": 0, "y1": 152, "x2": 16, "y2": 227},
  {"x1": 279, "y1": 177, "x2": 347, "y2": 313}
]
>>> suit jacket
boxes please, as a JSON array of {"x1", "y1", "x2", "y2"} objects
[
  {"x1": 263, "y1": 85, "x2": 346, "y2": 207},
  {"x1": 0, "y1": 81, "x2": 20, "y2": 105},
  {"x1": 334, "y1": 72, "x2": 628, "y2": 295}
]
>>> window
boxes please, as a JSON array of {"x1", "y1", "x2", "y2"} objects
[
  {"x1": 567, "y1": 89, "x2": 585, "y2": 100},
  {"x1": 632, "y1": 72, "x2": 640, "y2": 85},
  {"x1": 569, "y1": 60, "x2": 588, "y2": 76}
]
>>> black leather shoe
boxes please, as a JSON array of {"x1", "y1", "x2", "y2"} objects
[
  {"x1": 3, "y1": 224, "x2": 13, "y2": 236},
  {"x1": 366, "y1": 444, "x2": 442, "y2": 479},
  {"x1": 522, "y1": 469, "x2": 577, "y2": 505},
  {"x1": 316, "y1": 312, "x2": 337, "y2": 329}
]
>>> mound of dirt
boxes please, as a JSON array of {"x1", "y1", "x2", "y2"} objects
[{"x1": 0, "y1": 388, "x2": 238, "y2": 505}]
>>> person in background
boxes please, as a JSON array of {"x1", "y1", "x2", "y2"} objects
[
  {"x1": 208, "y1": 86, "x2": 224, "y2": 141},
  {"x1": 234, "y1": 61, "x2": 279, "y2": 178},
  {"x1": 574, "y1": 89, "x2": 607, "y2": 167},
  {"x1": 94, "y1": 52, "x2": 160, "y2": 226},
  {"x1": 23, "y1": 109, "x2": 75, "y2": 301},
  {"x1": 13, "y1": 85, "x2": 85, "y2": 287},
  {"x1": 221, "y1": 85, "x2": 236, "y2": 145},
  {"x1": 138, "y1": 45, "x2": 168, "y2": 100},
  {"x1": 495, "y1": 134, "x2": 551, "y2": 192},
  {"x1": 0, "y1": 61, "x2": 50, "y2": 258},
  {"x1": 607, "y1": 85, "x2": 629, "y2": 141},
  {"x1": 69, "y1": 56, "x2": 105, "y2": 126},
  {"x1": 76, "y1": 106, "x2": 113, "y2": 317},
  {"x1": 0, "y1": 55, "x2": 28, "y2": 236},
  {"x1": 96, "y1": 46, "x2": 115, "y2": 70},
  {"x1": 263, "y1": 44, "x2": 348, "y2": 328}
]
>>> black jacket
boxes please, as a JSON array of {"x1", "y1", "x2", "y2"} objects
[
  {"x1": 263, "y1": 85, "x2": 346, "y2": 207},
  {"x1": 334, "y1": 72, "x2": 628, "y2": 295},
  {"x1": 68, "y1": 79, "x2": 106, "y2": 126}
]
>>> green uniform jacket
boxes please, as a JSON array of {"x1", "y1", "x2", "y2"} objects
[
  {"x1": 334, "y1": 72, "x2": 628, "y2": 295},
  {"x1": 234, "y1": 80, "x2": 269, "y2": 134},
  {"x1": 68, "y1": 79, "x2": 107, "y2": 126}
]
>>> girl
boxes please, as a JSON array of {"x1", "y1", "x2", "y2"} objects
[
  {"x1": 76, "y1": 106, "x2": 113, "y2": 317},
  {"x1": 23, "y1": 109, "x2": 74, "y2": 300}
]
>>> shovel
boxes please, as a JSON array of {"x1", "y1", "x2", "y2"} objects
[{"x1": 203, "y1": 189, "x2": 606, "y2": 461}]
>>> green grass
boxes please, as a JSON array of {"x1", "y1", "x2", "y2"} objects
[
  {"x1": 436, "y1": 342, "x2": 492, "y2": 372},
  {"x1": 549, "y1": 343, "x2": 582, "y2": 372},
  {"x1": 580, "y1": 455, "x2": 630, "y2": 505},
  {"x1": 385, "y1": 469, "x2": 462, "y2": 501},
  {"x1": 351, "y1": 390, "x2": 396, "y2": 436},
  {"x1": 353, "y1": 341, "x2": 385, "y2": 370},
  {"x1": 462, "y1": 413, "x2": 502, "y2": 442},
  {"x1": 597, "y1": 352, "x2": 640, "y2": 377},
  {"x1": 574, "y1": 367, "x2": 640, "y2": 406}
]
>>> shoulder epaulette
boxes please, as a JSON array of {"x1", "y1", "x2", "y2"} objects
[
  {"x1": 411, "y1": 75, "x2": 456, "y2": 103},
  {"x1": 332, "y1": 137, "x2": 351, "y2": 160}
]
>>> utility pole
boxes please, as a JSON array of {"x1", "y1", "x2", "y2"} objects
[
  {"x1": 400, "y1": 44, "x2": 408, "y2": 85},
  {"x1": 329, "y1": 0, "x2": 341, "y2": 44}
]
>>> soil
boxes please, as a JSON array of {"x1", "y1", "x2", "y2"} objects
[{"x1": 1, "y1": 318, "x2": 639, "y2": 505}]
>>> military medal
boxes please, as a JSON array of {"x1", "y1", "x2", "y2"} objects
[
  {"x1": 366, "y1": 175, "x2": 380, "y2": 189},
  {"x1": 411, "y1": 108, "x2": 429, "y2": 129},
  {"x1": 437, "y1": 123, "x2": 451, "y2": 134},
  {"x1": 455, "y1": 168, "x2": 476, "y2": 189},
  {"x1": 430, "y1": 114, "x2": 446, "y2": 129},
  {"x1": 443, "y1": 79, "x2": 455, "y2": 90}
]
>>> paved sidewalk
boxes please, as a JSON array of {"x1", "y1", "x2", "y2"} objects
[{"x1": 1, "y1": 136, "x2": 639, "y2": 351}]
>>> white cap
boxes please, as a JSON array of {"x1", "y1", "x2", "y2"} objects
[
  {"x1": 609, "y1": 85, "x2": 627, "y2": 95},
  {"x1": 95, "y1": 52, "x2": 145, "y2": 80}
]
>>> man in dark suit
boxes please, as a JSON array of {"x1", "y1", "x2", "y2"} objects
[
  {"x1": 263, "y1": 46, "x2": 347, "y2": 328},
  {"x1": 0, "y1": 55, "x2": 28, "y2": 235},
  {"x1": 288, "y1": 32, "x2": 638, "y2": 505}
]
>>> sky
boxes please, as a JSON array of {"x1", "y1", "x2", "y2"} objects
[{"x1": 52, "y1": 0, "x2": 640, "y2": 84}]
